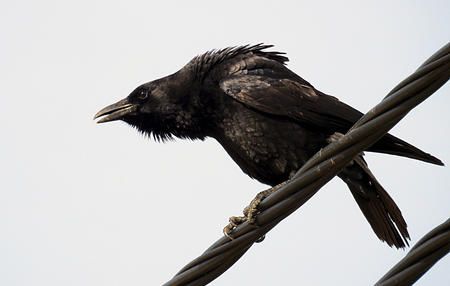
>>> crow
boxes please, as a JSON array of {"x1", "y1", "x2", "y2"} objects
[{"x1": 94, "y1": 44, "x2": 443, "y2": 248}]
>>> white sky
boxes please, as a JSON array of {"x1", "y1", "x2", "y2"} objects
[{"x1": 1, "y1": 1, "x2": 449, "y2": 285}]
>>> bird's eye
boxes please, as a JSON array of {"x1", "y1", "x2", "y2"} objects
[{"x1": 138, "y1": 89, "x2": 149, "y2": 100}]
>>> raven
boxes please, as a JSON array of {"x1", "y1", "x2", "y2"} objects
[{"x1": 94, "y1": 44, "x2": 443, "y2": 248}]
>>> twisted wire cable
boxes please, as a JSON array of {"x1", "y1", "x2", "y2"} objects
[{"x1": 375, "y1": 219, "x2": 450, "y2": 286}]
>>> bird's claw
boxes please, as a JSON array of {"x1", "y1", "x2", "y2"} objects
[
  {"x1": 326, "y1": 132, "x2": 345, "y2": 144},
  {"x1": 223, "y1": 182, "x2": 288, "y2": 240},
  {"x1": 223, "y1": 216, "x2": 247, "y2": 239}
]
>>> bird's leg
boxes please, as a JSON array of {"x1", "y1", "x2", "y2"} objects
[
  {"x1": 223, "y1": 180, "x2": 288, "y2": 240},
  {"x1": 243, "y1": 181, "x2": 289, "y2": 223}
]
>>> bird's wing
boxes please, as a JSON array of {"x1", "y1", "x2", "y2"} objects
[{"x1": 219, "y1": 74, "x2": 363, "y2": 133}]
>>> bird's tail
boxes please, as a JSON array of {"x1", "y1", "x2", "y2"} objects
[
  {"x1": 370, "y1": 134, "x2": 443, "y2": 166},
  {"x1": 338, "y1": 156, "x2": 410, "y2": 248}
]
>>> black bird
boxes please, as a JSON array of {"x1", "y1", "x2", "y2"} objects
[{"x1": 94, "y1": 44, "x2": 443, "y2": 248}]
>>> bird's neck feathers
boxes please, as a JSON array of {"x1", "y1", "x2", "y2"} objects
[
  {"x1": 126, "y1": 72, "x2": 208, "y2": 142},
  {"x1": 128, "y1": 112, "x2": 207, "y2": 142}
]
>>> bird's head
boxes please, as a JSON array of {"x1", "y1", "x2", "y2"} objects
[{"x1": 94, "y1": 75, "x2": 207, "y2": 141}]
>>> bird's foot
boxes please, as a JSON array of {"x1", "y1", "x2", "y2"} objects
[
  {"x1": 326, "y1": 132, "x2": 345, "y2": 144},
  {"x1": 223, "y1": 181, "x2": 288, "y2": 241},
  {"x1": 327, "y1": 131, "x2": 365, "y2": 166}
]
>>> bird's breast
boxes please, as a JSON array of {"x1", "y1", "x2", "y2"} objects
[{"x1": 212, "y1": 103, "x2": 328, "y2": 186}]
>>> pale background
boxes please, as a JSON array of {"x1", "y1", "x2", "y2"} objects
[{"x1": 1, "y1": 1, "x2": 449, "y2": 285}]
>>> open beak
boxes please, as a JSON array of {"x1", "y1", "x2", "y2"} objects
[{"x1": 94, "y1": 98, "x2": 137, "y2": 123}]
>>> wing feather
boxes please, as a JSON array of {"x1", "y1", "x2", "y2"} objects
[{"x1": 220, "y1": 74, "x2": 363, "y2": 133}]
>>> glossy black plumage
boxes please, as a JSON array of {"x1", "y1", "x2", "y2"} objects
[{"x1": 94, "y1": 44, "x2": 443, "y2": 248}]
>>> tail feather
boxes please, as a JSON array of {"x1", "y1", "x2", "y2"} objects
[
  {"x1": 338, "y1": 156, "x2": 410, "y2": 248},
  {"x1": 370, "y1": 134, "x2": 443, "y2": 166}
]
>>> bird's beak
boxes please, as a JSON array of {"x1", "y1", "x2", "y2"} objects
[{"x1": 94, "y1": 98, "x2": 137, "y2": 123}]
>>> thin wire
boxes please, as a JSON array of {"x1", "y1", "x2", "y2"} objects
[{"x1": 375, "y1": 219, "x2": 450, "y2": 286}]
